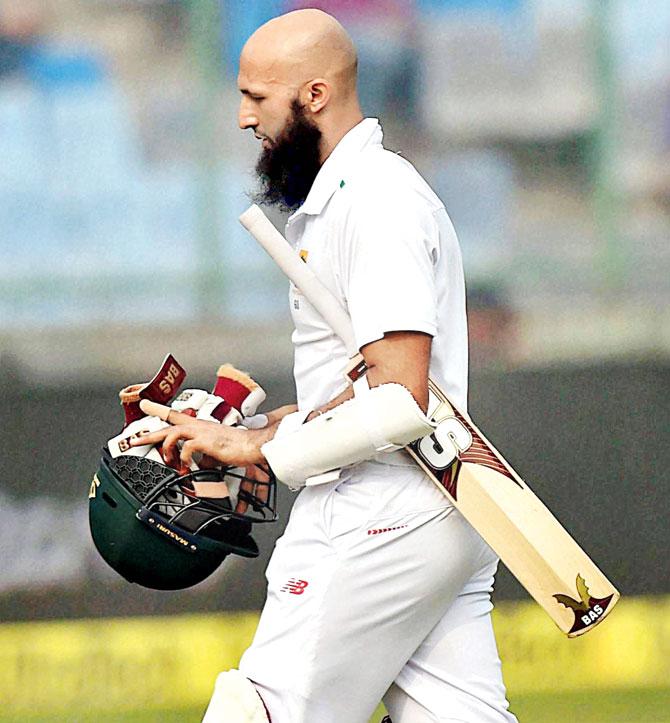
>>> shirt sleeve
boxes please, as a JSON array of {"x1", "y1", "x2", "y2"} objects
[{"x1": 339, "y1": 191, "x2": 440, "y2": 350}]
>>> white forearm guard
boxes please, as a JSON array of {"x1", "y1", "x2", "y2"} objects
[{"x1": 261, "y1": 383, "x2": 435, "y2": 488}]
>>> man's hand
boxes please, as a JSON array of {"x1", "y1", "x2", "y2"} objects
[{"x1": 130, "y1": 408, "x2": 274, "y2": 468}]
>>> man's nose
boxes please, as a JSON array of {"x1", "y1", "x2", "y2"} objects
[{"x1": 238, "y1": 100, "x2": 258, "y2": 130}]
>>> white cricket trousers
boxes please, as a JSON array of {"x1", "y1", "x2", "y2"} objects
[{"x1": 238, "y1": 463, "x2": 517, "y2": 723}]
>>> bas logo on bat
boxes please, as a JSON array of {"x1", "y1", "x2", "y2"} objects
[{"x1": 554, "y1": 574, "x2": 616, "y2": 635}]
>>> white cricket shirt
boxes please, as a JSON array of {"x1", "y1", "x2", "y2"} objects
[{"x1": 284, "y1": 118, "x2": 468, "y2": 414}]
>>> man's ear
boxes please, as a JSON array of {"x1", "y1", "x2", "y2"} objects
[{"x1": 301, "y1": 79, "x2": 330, "y2": 113}]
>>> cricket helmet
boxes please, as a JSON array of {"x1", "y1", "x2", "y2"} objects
[{"x1": 89, "y1": 448, "x2": 276, "y2": 590}]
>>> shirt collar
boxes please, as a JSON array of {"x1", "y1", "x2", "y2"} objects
[{"x1": 288, "y1": 118, "x2": 383, "y2": 221}]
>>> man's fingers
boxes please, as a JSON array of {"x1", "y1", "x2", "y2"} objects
[
  {"x1": 124, "y1": 418, "x2": 255, "y2": 467},
  {"x1": 239, "y1": 465, "x2": 269, "y2": 506},
  {"x1": 235, "y1": 477, "x2": 251, "y2": 515},
  {"x1": 180, "y1": 439, "x2": 196, "y2": 467},
  {"x1": 129, "y1": 426, "x2": 171, "y2": 447},
  {"x1": 139, "y1": 399, "x2": 196, "y2": 425},
  {"x1": 162, "y1": 427, "x2": 192, "y2": 467}
]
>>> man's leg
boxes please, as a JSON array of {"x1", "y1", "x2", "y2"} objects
[
  {"x1": 383, "y1": 559, "x2": 517, "y2": 723},
  {"x1": 237, "y1": 472, "x2": 503, "y2": 723}
]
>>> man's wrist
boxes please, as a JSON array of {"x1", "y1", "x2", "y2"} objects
[
  {"x1": 265, "y1": 404, "x2": 299, "y2": 425},
  {"x1": 246, "y1": 422, "x2": 281, "y2": 464}
]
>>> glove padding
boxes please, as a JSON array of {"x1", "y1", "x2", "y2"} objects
[{"x1": 110, "y1": 357, "x2": 267, "y2": 470}]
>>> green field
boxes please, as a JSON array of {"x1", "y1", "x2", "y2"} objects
[
  {"x1": 3, "y1": 688, "x2": 668, "y2": 723},
  {"x1": 509, "y1": 688, "x2": 670, "y2": 722}
]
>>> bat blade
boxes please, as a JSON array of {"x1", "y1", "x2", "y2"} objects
[{"x1": 407, "y1": 381, "x2": 620, "y2": 637}]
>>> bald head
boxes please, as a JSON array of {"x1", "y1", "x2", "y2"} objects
[
  {"x1": 238, "y1": 9, "x2": 363, "y2": 165},
  {"x1": 241, "y1": 9, "x2": 358, "y2": 102}
]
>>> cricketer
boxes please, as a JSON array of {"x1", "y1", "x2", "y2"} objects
[{"x1": 136, "y1": 9, "x2": 518, "y2": 723}]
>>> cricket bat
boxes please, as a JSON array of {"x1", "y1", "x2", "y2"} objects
[{"x1": 239, "y1": 204, "x2": 620, "y2": 637}]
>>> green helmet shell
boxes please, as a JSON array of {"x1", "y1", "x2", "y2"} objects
[{"x1": 89, "y1": 453, "x2": 266, "y2": 590}]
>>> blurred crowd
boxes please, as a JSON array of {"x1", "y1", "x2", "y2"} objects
[{"x1": 0, "y1": 0, "x2": 668, "y2": 366}]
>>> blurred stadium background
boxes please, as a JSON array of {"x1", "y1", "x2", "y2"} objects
[{"x1": 0, "y1": 0, "x2": 668, "y2": 720}]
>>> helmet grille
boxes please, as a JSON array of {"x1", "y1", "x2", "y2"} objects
[{"x1": 108, "y1": 454, "x2": 171, "y2": 502}]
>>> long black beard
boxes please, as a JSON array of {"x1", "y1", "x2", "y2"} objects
[{"x1": 253, "y1": 100, "x2": 323, "y2": 212}]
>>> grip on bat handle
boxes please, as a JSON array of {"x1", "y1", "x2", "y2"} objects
[{"x1": 238, "y1": 204, "x2": 266, "y2": 237}]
